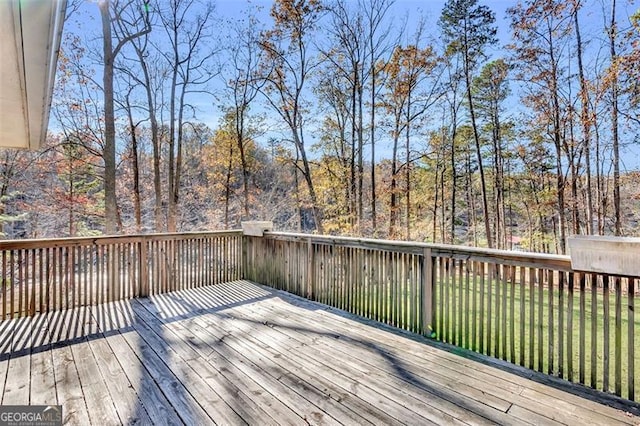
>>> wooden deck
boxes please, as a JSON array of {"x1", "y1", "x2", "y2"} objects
[{"x1": 0, "y1": 280, "x2": 638, "y2": 425}]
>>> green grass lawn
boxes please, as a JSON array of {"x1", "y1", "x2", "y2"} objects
[
  {"x1": 430, "y1": 270, "x2": 639, "y2": 401},
  {"x1": 310, "y1": 268, "x2": 638, "y2": 402},
  {"x1": 255, "y1": 253, "x2": 639, "y2": 402}
]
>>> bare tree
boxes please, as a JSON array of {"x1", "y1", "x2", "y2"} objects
[
  {"x1": 440, "y1": 0, "x2": 497, "y2": 248},
  {"x1": 98, "y1": 0, "x2": 150, "y2": 234},
  {"x1": 222, "y1": 9, "x2": 267, "y2": 220},
  {"x1": 157, "y1": 0, "x2": 216, "y2": 232},
  {"x1": 364, "y1": 0, "x2": 395, "y2": 235},
  {"x1": 259, "y1": 0, "x2": 325, "y2": 233}
]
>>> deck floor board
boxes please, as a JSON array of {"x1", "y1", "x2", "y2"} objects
[{"x1": 0, "y1": 280, "x2": 638, "y2": 425}]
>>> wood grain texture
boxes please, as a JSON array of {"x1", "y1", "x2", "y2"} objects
[{"x1": 0, "y1": 280, "x2": 637, "y2": 425}]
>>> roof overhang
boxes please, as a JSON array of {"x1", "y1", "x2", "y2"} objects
[{"x1": 0, "y1": 0, "x2": 67, "y2": 150}]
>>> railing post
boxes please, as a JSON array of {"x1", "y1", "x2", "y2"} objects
[
  {"x1": 241, "y1": 233, "x2": 248, "y2": 280},
  {"x1": 422, "y1": 247, "x2": 434, "y2": 337},
  {"x1": 139, "y1": 238, "x2": 149, "y2": 297},
  {"x1": 307, "y1": 238, "x2": 315, "y2": 300}
]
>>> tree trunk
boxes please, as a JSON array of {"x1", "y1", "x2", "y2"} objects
[
  {"x1": 357, "y1": 79, "x2": 364, "y2": 236},
  {"x1": 128, "y1": 115, "x2": 142, "y2": 232},
  {"x1": 610, "y1": 0, "x2": 621, "y2": 236},
  {"x1": 548, "y1": 26, "x2": 567, "y2": 253},
  {"x1": 99, "y1": 0, "x2": 118, "y2": 235},
  {"x1": 574, "y1": 4, "x2": 594, "y2": 235},
  {"x1": 449, "y1": 121, "x2": 457, "y2": 245},
  {"x1": 135, "y1": 47, "x2": 163, "y2": 232},
  {"x1": 224, "y1": 143, "x2": 234, "y2": 229},
  {"x1": 370, "y1": 64, "x2": 377, "y2": 234},
  {"x1": 389, "y1": 121, "x2": 400, "y2": 239},
  {"x1": 236, "y1": 111, "x2": 250, "y2": 220},
  {"x1": 405, "y1": 93, "x2": 411, "y2": 240},
  {"x1": 464, "y1": 64, "x2": 492, "y2": 248}
]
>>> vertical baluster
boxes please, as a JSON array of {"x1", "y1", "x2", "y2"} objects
[
  {"x1": 127, "y1": 242, "x2": 132, "y2": 298},
  {"x1": 438, "y1": 257, "x2": 445, "y2": 342},
  {"x1": 509, "y1": 265, "x2": 515, "y2": 363},
  {"x1": 71, "y1": 245, "x2": 77, "y2": 309},
  {"x1": 591, "y1": 273, "x2": 598, "y2": 388},
  {"x1": 96, "y1": 245, "x2": 101, "y2": 305},
  {"x1": 458, "y1": 258, "x2": 464, "y2": 347},
  {"x1": 45, "y1": 247, "x2": 51, "y2": 313},
  {"x1": 18, "y1": 249, "x2": 23, "y2": 316},
  {"x1": 447, "y1": 257, "x2": 453, "y2": 342},
  {"x1": 528, "y1": 267, "x2": 535, "y2": 370},
  {"x1": 479, "y1": 261, "x2": 485, "y2": 354},
  {"x1": 58, "y1": 247, "x2": 64, "y2": 310},
  {"x1": 444, "y1": 257, "x2": 451, "y2": 343},
  {"x1": 379, "y1": 249, "x2": 385, "y2": 323},
  {"x1": 472, "y1": 261, "x2": 478, "y2": 351},
  {"x1": 519, "y1": 266, "x2": 526, "y2": 367},
  {"x1": 80, "y1": 246, "x2": 86, "y2": 306},
  {"x1": 487, "y1": 262, "x2": 494, "y2": 357},
  {"x1": 603, "y1": 275, "x2": 610, "y2": 393},
  {"x1": 558, "y1": 269, "x2": 565, "y2": 377},
  {"x1": 2, "y1": 251, "x2": 6, "y2": 319},
  {"x1": 10, "y1": 250, "x2": 15, "y2": 318},
  {"x1": 541, "y1": 269, "x2": 548, "y2": 374},
  {"x1": 628, "y1": 278, "x2": 635, "y2": 401},
  {"x1": 29, "y1": 249, "x2": 36, "y2": 315},
  {"x1": 464, "y1": 260, "x2": 470, "y2": 349},
  {"x1": 579, "y1": 272, "x2": 586, "y2": 384},
  {"x1": 38, "y1": 248, "x2": 44, "y2": 314},
  {"x1": 568, "y1": 272, "x2": 575, "y2": 381},
  {"x1": 548, "y1": 271, "x2": 555, "y2": 374},
  {"x1": 501, "y1": 264, "x2": 508, "y2": 361},
  {"x1": 615, "y1": 276, "x2": 622, "y2": 396},
  {"x1": 494, "y1": 263, "x2": 501, "y2": 358}
]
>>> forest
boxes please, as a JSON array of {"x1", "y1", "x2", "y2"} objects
[{"x1": 0, "y1": 0, "x2": 639, "y2": 255}]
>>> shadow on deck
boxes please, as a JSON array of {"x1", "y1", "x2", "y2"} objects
[{"x1": 0, "y1": 280, "x2": 638, "y2": 425}]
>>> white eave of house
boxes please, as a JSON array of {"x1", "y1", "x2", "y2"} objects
[{"x1": 0, "y1": 0, "x2": 67, "y2": 150}]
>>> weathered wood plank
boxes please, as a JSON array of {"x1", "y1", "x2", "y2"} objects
[
  {"x1": 3, "y1": 279, "x2": 639, "y2": 425},
  {"x1": 115, "y1": 320, "x2": 217, "y2": 424},
  {"x1": 92, "y1": 303, "x2": 183, "y2": 425},
  {"x1": 257, "y1": 290, "x2": 635, "y2": 426},
  {"x1": 51, "y1": 344, "x2": 91, "y2": 425},
  {"x1": 87, "y1": 334, "x2": 152, "y2": 425},
  {"x1": 29, "y1": 314, "x2": 56, "y2": 406},
  {"x1": 135, "y1": 299, "x2": 344, "y2": 426},
  {"x1": 254, "y1": 282, "x2": 638, "y2": 424},
  {"x1": 135, "y1": 298, "x2": 338, "y2": 425},
  {"x1": 204, "y1": 312, "x2": 455, "y2": 425},
  {"x1": 2, "y1": 317, "x2": 31, "y2": 405},
  {"x1": 70, "y1": 338, "x2": 120, "y2": 425},
  {"x1": 226, "y1": 301, "x2": 512, "y2": 425},
  {"x1": 113, "y1": 303, "x2": 246, "y2": 426},
  {"x1": 131, "y1": 302, "x2": 281, "y2": 424}
]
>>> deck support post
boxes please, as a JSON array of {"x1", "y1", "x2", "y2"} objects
[
  {"x1": 307, "y1": 238, "x2": 315, "y2": 300},
  {"x1": 422, "y1": 247, "x2": 434, "y2": 337},
  {"x1": 241, "y1": 234, "x2": 248, "y2": 280},
  {"x1": 139, "y1": 238, "x2": 149, "y2": 297}
]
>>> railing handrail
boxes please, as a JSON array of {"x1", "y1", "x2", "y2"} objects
[
  {"x1": 0, "y1": 229, "x2": 243, "y2": 250},
  {"x1": 245, "y1": 231, "x2": 639, "y2": 403},
  {"x1": 263, "y1": 231, "x2": 573, "y2": 271}
]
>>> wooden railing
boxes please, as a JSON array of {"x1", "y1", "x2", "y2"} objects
[
  {"x1": 1, "y1": 228, "x2": 637, "y2": 403},
  {"x1": 0, "y1": 230, "x2": 242, "y2": 320},
  {"x1": 244, "y1": 232, "x2": 638, "y2": 403}
]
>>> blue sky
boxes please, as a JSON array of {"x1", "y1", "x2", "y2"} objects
[{"x1": 60, "y1": 0, "x2": 639, "y2": 170}]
